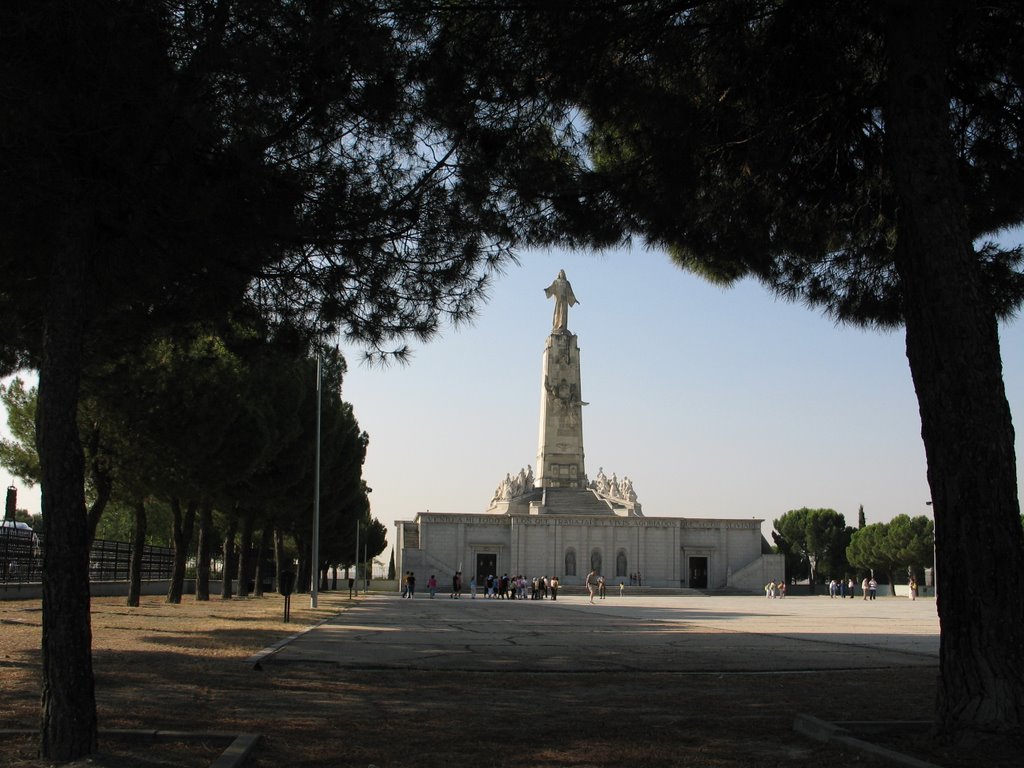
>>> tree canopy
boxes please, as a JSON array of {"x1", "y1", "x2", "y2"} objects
[
  {"x1": 848, "y1": 515, "x2": 934, "y2": 587},
  {"x1": 0, "y1": 378, "x2": 39, "y2": 486},
  {"x1": 773, "y1": 508, "x2": 850, "y2": 586}
]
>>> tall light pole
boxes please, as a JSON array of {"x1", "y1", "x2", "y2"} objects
[{"x1": 311, "y1": 355, "x2": 322, "y2": 608}]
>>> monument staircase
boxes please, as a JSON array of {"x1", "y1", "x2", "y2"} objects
[{"x1": 540, "y1": 488, "x2": 620, "y2": 516}]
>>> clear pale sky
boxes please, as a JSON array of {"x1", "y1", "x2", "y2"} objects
[
  {"x1": 337, "y1": 245, "x2": 1022, "y2": 550},
  {"x1": 4, "y1": 242, "x2": 1022, "y2": 552}
]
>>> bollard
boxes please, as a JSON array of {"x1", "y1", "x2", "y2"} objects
[{"x1": 279, "y1": 571, "x2": 296, "y2": 622}]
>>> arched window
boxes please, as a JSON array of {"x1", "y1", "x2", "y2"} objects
[
  {"x1": 564, "y1": 548, "x2": 577, "y2": 576},
  {"x1": 616, "y1": 550, "x2": 628, "y2": 578},
  {"x1": 590, "y1": 549, "x2": 602, "y2": 574}
]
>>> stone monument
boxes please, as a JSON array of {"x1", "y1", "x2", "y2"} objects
[
  {"x1": 393, "y1": 268, "x2": 784, "y2": 592},
  {"x1": 536, "y1": 270, "x2": 587, "y2": 489}
]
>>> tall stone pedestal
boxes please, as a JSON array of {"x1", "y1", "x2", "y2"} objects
[{"x1": 536, "y1": 332, "x2": 586, "y2": 488}]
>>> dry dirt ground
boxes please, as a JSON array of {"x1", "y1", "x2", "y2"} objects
[{"x1": 0, "y1": 592, "x2": 1018, "y2": 767}]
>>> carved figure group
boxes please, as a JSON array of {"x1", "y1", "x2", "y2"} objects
[
  {"x1": 544, "y1": 376, "x2": 587, "y2": 430},
  {"x1": 490, "y1": 465, "x2": 534, "y2": 503},
  {"x1": 590, "y1": 467, "x2": 638, "y2": 503},
  {"x1": 544, "y1": 376, "x2": 585, "y2": 411}
]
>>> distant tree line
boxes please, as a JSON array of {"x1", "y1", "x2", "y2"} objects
[
  {"x1": 0, "y1": 322, "x2": 387, "y2": 605},
  {"x1": 773, "y1": 506, "x2": 934, "y2": 590}
]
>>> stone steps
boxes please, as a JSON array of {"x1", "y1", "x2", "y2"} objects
[{"x1": 540, "y1": 488, "x2": 615, "y2": 515}]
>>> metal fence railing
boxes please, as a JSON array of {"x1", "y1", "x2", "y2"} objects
[
  {"x1": 88, "y1": 538, "x2": 175, "y2": 582},
  {"x1": 1, "y1": 530, "x2": 179, "y2": 586},
  {"x1": 1, "y1": 525, "x2": 40, "y2": 583}
]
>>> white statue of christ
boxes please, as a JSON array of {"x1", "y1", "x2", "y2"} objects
[{"x1": 544, "y1": 269, "x2": 578, "y2": 333}]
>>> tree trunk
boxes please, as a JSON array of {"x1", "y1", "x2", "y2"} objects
[
  {"x1": 253, "y1": 522, "x2": 272, "y2": 597},
  {"x1": 221, "y1": 505, "x2": 238, "y2": 600},
  {"x1": 236, "y1": 509, "x2": 254, "y2": 598},
  {"x1": 273, "y1": 527, "x2": 286, "y2": 593},
  {"x1": 295, "y1": 532, "x2": 309, "y2": 594},
  {"x1": 885, "y1": 1, "x2": 1024, "y2": 738},
  {"x1": 167, "y1": 497, "x2": 197, "y2": 604},
  {"x1": 83, "y1": 422, "x2": 111, "y2": 545},
  {"x1": 195, "y1": 499, "x2": 213, "y2": 601},
  {"x1": 127, "y1": 499, "x2": 146, "y2": 608},
  {"x1": 301, "y1": 538, "x2": 311, "y2": 594},
  {"x1": 36, "y1": 242, "x2": 97, "y2": 759}
]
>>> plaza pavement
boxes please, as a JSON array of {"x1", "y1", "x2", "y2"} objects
[{"x1": 258, "y1": 591, "x2": 939, "y2": 674}]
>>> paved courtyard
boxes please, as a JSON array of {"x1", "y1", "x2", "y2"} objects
[{"x1": 261, "y1": 591, "x2": 939, "y2": 674}]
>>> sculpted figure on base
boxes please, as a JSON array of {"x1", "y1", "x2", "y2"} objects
[{"x1": 544, "y1": 269, "x2": 578, "y2": 333}]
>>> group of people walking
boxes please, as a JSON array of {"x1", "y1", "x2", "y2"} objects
[
  {"x1": 482, "y1": 573, "x2": 560, "y2": 600},
  {"x1": 406, "y1": 570, "x2": 920, "y2": 600},
  {"x1": 401, "y1": 571, "x2": 416, "y2": 597},
  {"x1": 402, "y1": 571, "x2": 563, "y2": 600},
  {"x1": 763, "y1": 580, "x2": 787, "y2": 598},
  {"x1": 422, "y1": 571, "x2": 469, "y2": 598},
  {"x1": 827, "y1": 577, "x2": 878, "y2": 599}
]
